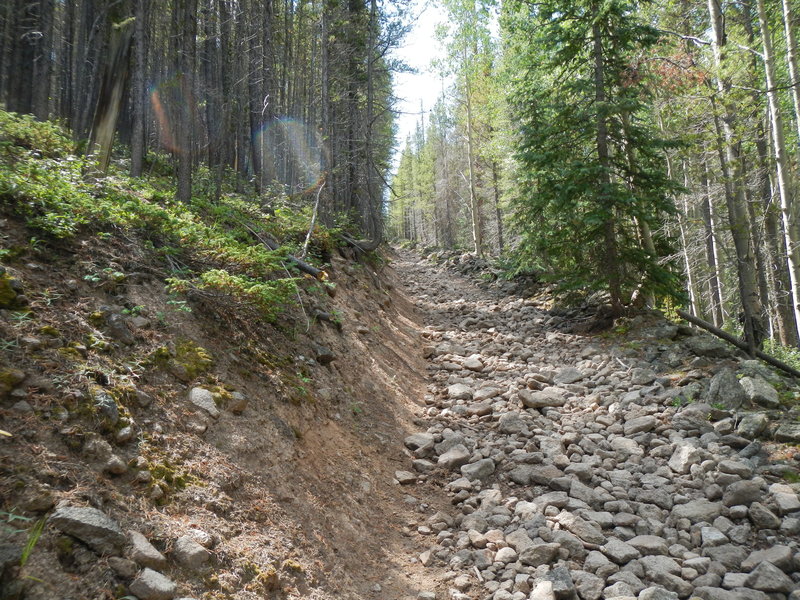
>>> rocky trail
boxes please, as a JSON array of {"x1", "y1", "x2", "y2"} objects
[{"x1": 390, "y1": 249, "x2": 800, "y2": 600}]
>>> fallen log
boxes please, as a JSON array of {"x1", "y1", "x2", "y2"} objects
[
  {"x1": 677, "y1": 309, "x2": 800, "y2": 379},
  {"x1": 237, "y1": 220, "x2": 324, "y2": 279}
]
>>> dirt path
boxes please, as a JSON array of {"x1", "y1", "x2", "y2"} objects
[{"x1": 389, "y1": 249, "x2": 800, "y2": 600}]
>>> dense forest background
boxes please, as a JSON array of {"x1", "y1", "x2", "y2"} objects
[
  {"x1": 3, "y1": 0, "x2": 800, "y2": 354},
  {"x1": 390, "y1": 0, "x2": 800, "y2": 355},
  {"x1": 1, "y1": 0, "x2": 399, "y2": 240}
]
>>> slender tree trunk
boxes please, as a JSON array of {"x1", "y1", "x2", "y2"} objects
[
  {"x1": 757, "y1": 0, "x2": 800, "y2": 342},
  {"x1": 708, "y1": 0, "x2": 764, "y2": 353},
  {"x1": 33, "y1": 0, "x2": 55, "y2": 119},
  {"x1": 176, "y1": 0, "x2": 196, "y2": 202},
  {"x1": 464, "y1": 45, "x2": 482, "y2": 257},
  {"x1": 131, "y1": 0, "x2": 148, "y2": 177},
  {"x1": 700, "y1": 161, "x2": 725, "y2": 328},
  {"x1": 781, "y1": 0, "x2": 800, "y2": 146},
  {"x1": 491, "y1": 160, "x2": 504, "y2": 253},
  {"x1": 592, "y1": 14, "x2": 622, "y2": 312}
]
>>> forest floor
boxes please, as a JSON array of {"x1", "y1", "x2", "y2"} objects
[{"x1": 2, "y1": 237, "x2": 800, "y2": 600}]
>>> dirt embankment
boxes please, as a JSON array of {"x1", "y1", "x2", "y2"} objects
[{"x1": 0, "y1": 217, "x2": 451, "y2": 600}]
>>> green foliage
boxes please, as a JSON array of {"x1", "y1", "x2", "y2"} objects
[
  {"x1": 763, "y1": 339, "x2": 800, "y2": 373},
  {"x1": 0, "y1": 110, "x2": 336, "y2": 319},
  {"x1": 502, "y1": 0, "x2": 684, "y2": 306}
]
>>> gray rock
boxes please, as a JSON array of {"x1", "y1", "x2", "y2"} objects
[
  {"x1": 129, "y1": 568, "x2": 177, "y2": 600},
  {"x1": 624, "y1": 416, "x2": 657, "y2": 436},
  {"x1": 627, "y1": 535, "x2": 668, "y2": 556},
  {"x1": 188, "y1": 387, "x2": 219, "y2": 418},
  {"x1": 703, "y1": 544, "x2": 748, "y2": 570},
  {"x1": 572, "y1": 570, "x2": 603, "y2": 600},
  {"x1": 685, "y1": 335, "x2": 733, "y2": 358},
  {"x1": 638, "y1": 587, "x2": 679, "y2": 600},
  {"x1": 722, "y1": 480, "x2": 761, "y2": 507},
  {"x1": 554, "y1": 367, "x2": 583, "y2": 384},
  {"x1": 438, "y1": 444, "x2": 471, "y2": 470},
  {"x1": 313, "y1": 344, "x2": 335, "y2": 365},
  {"x1": 707, "y1": 368, "x2": 747, "y2": 410},
  {"x1": 128, "y1": 531, "x2": 166, "y2": 569},
  {"x1": 775, "y1": 422, "x2": 800, "y2": 443},
  {"x1": 498, "y1": 411, "x2": 526, "y2": 434},
  {"x1": 639, "y1": 555, "x2": 681, "y2": 577},
  {"x1": 557, "y1": 512, "x2": 606, "y2": 545},
  {"x1": 740, "y1": 545, "x2": 794, "y2": 572},
  {"x1": 92, "y1": 388, "x2": 119, "y2": 425},
  {"x1": 602, "y1": 538, "x2": 642, "y2": 564},
  {"x1": 463, "y1": 356, "x2": 484, "y2": 371},
  {"x1": 544, "y1": 565, "x2": 575, "y2": 599},
  {"x1": 739, "y1": 376, "x2": 779, "y2": 409},
  {"x1": 529, "y1": 580, "x2": 556, "y2": 600},
  {"x1": 668, "y1": 442, "x2": 703, "y2": 474},
  {"x1": 519, "y1": 543, "x2": 560, "y2": 567},
  {"x1": 461, "y1": 458, "x2": 495, "y2": 481},
  {"x1": 405, "y1": 433, "x2": 435, "y2": 456},
  {"x1": 736, "y1": 413, "x2": 768, "y2": 439},
  {"x1": 172, "y1": 535, "x2": 209, "y2": 570},
  {"x1": 448, "y1": 383, "x2": 473, "y2": 400},
  {"x1": 49, "y1": 506, "x2": 127, "y2": 555},
  {"x1": 395, "y1": 470, "x2": 417, "y2": 484},
  {"x1": 743, "y1": 560, "x2": 795, "y2": 593},
  {"x1": 519, "y1": 388, "x2": 567, "y2": 408},
  {"x1": 748, "y1": 502, "x2": 781, "y2": 529},
  {"x1": 672, "y1": 499, "x2": 722, "y2": 523}
]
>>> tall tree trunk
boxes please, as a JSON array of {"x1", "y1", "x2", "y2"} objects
[
  {"x1": 491, "y1": 160, "x2": 504, "y2": 253},
  {"x1": 700, "y1": 161, "x2": 725, "y2": 328},
  {"x1": 464, "y1": 45, "x2": 482, "y2": 257},
  {"x1": 592, "y1": 14, "x2": 622, "y2": 312},
  {"x1": 757, "y1": 0, "x2": 800, "y2": 342},
  {"x1": 176, "y1": 0, "x2": 196, "y2": 202},
  {"x1": 131, "y1": 0, "x2": 148, "y2": 177},
  {"x1": 708, "y1": 0, "x2": 764, "y2": 353},
  {"x1": 781, "y1": 0, "x2": 800, "y2": 146},
  {"x1": 33, "y1": 0, "x2": 55, "y2": 119}
]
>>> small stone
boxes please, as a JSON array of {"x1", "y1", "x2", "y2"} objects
[
  {"x1": 49, "y1": 506, "x2": 127, "y2": 555},
  {"x1": 405, "y1": 433, "x2": 435, "y2": 456},
  {"x1": 707, "y1": 368, "x2": 747, "y2": 410},
  {"x1": 448, "y1": 383, "x2": 473, "y2": 400},
  {"x1": 554, "y1": 367, "x2": 583, "y2": 384},
  {"x1": 313, "y1": 344, "x2": 335, "y2": 365},
  {"x1": 671, "y1": 499, "x2": 722, "y2": 523},
  {"x1": 463, "y1": 356, "x2": 484, "y2": 371},
  {"x1": 602, "y1": 538, "x2": 641, "y2": 564},
  {"x1": 737, "y1": 412, "x2": 769, "y2": 438},
  {"x1": 627, "y1": 535, "x2": 669, "y2": 556},
  {"x1": 395, "y1": 470, "x2": 417, "y2": 485},
  {"x1": 739, "y1": 376, "x2": 780, "y2": 409},
  {"x1": 748, "y1": 502, "x2": 781, "y2": 529},
  {"x1": 228, "y1": 391, "x2": 248, "y2": 414},
  {"x1": 129, "y1": 568, "x2": 177, "y2": 600},
  {"x1": 104, "y1": 455, "x2": 128, "y2": 475},
  {"x1": 722, "y1": 480, "x2": 761, "y2": 507},
  {"x1": 495, "y1": 546, "x2": 518, "y2": 563},
  {"x1": 188, "y1": 387, "x2": 219, "y2": 419},
  {"x1": 115, "y1": 426, "x2": 135, "y2": 444},
  {"x1": 519, "y1": 388, "x2": 566, "y2": 408},
  {"x1": 461, "y1": 458, "x2": 495, "y2": 481},
  {"x1": 638, "y1": 587, "x2": 679, "y2": 600},
  {"x1": 624, "y1": 416, "x2": 657, "y2": 435},
  {"x1": 743, "y1": 560, "x2": 795, "y2": 593},
  {"x1": 172, "y1": 535, "x2": 209, "y2": 570},
  {"x1": 128, "y1": 531, "x2": 167, "y2": 570},
  {"x1": 740, "y1": 545, "x2": 794, "y2": 572},
  {"x1": 775, "y1": 422, "x2": 800, "y2": 443},
  {"x1": 108, "y1": 556, "x2": 138, "y2": 578},
  {"x1": 438, "y1": 444, "x2": 471, "y2": 470}
]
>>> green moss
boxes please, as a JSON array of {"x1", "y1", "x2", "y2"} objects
[
  {"x1": 58, "y1": 347, "x2": 84, "y2": 361},
  {"x1": 38, "y1": 325, "x2": 60, "y2": 337},
  {"x1": 88, "y1": 311, "x2": 105, "y2": 326},
  {"x1": 150, "y1": 339, "x2": 213, "y2": 382},
  {"x1": 0, "y1": 368, "x2": 25, "y2": 395},
  {"x1": 0, "y1": 272, "x2": 19, "y2": 308}
]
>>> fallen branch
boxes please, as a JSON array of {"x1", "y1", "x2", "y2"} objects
[
  {"x1": 677, "y1": 310, "x2": 800, "y2": 379},
  {"x1": 339, "y1": 233, "x2": 381, "y2": 252},
  {"x1": 237, "y1": 219, "x2": 324, "y2": 279}
]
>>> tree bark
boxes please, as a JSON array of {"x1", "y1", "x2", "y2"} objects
[
  {"x1": 130, "y1": 0, "x2": 148, "y2": 177},
  {"x1": 708, "y1": 0, "x2": 764, "y2": 353}
]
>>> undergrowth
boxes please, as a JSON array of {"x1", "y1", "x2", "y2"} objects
[{"x1": 0, "y1": 110, "x2": 341, "y2": 320}]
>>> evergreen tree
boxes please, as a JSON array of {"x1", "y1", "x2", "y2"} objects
[{"x1": 503, "y1": 0, "x2": 682, "y2": 311}]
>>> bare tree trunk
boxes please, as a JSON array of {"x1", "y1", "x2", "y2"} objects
[
  {"x1": 464, "y1": 45, "x2": 482, "y2": 257},
  {"x1": 708, "y1": 0, "x2": 764, "y2": 353},
  {"x1": 131, "y1": 0, "x2": 148, "y2": 177},
  {"x1": 700, "y1": 161, "x2": 725, "y2": 327},
  {"x1": 492, "y1": 160, "x2": 504, "y2": 253},
  {"x1": 781, "y1": 0, "x2": 800, "y2": 146},
  {"x1": 33, "y1": 0, "x2": 55, "y2": 119},
  {"x1": 176, "y1": 0, "x2": 196, "y2": 202},
  {"x1": 757, "y1": 0, "x2": 800, "y2": 342}
]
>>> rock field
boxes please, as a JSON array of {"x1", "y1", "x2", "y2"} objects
[{"x1": 394, "y1": 249, "x2": 800, "y2": 600}]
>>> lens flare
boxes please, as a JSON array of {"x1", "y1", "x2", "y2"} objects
[
  {"x1": 254, "y1": 118, "x2": 324, "y2": 194},
  {"x1": 149, "y1": 74, "x2": 198, "y2": 154}
]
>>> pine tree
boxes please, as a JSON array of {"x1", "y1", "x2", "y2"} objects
[{"x1": 503, "y1": 0, "x2": 682, "y2": 311}]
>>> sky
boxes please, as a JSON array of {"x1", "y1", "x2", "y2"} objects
[{"x1": 390, "y1": 0, "x2": 450, "y2": 166}]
